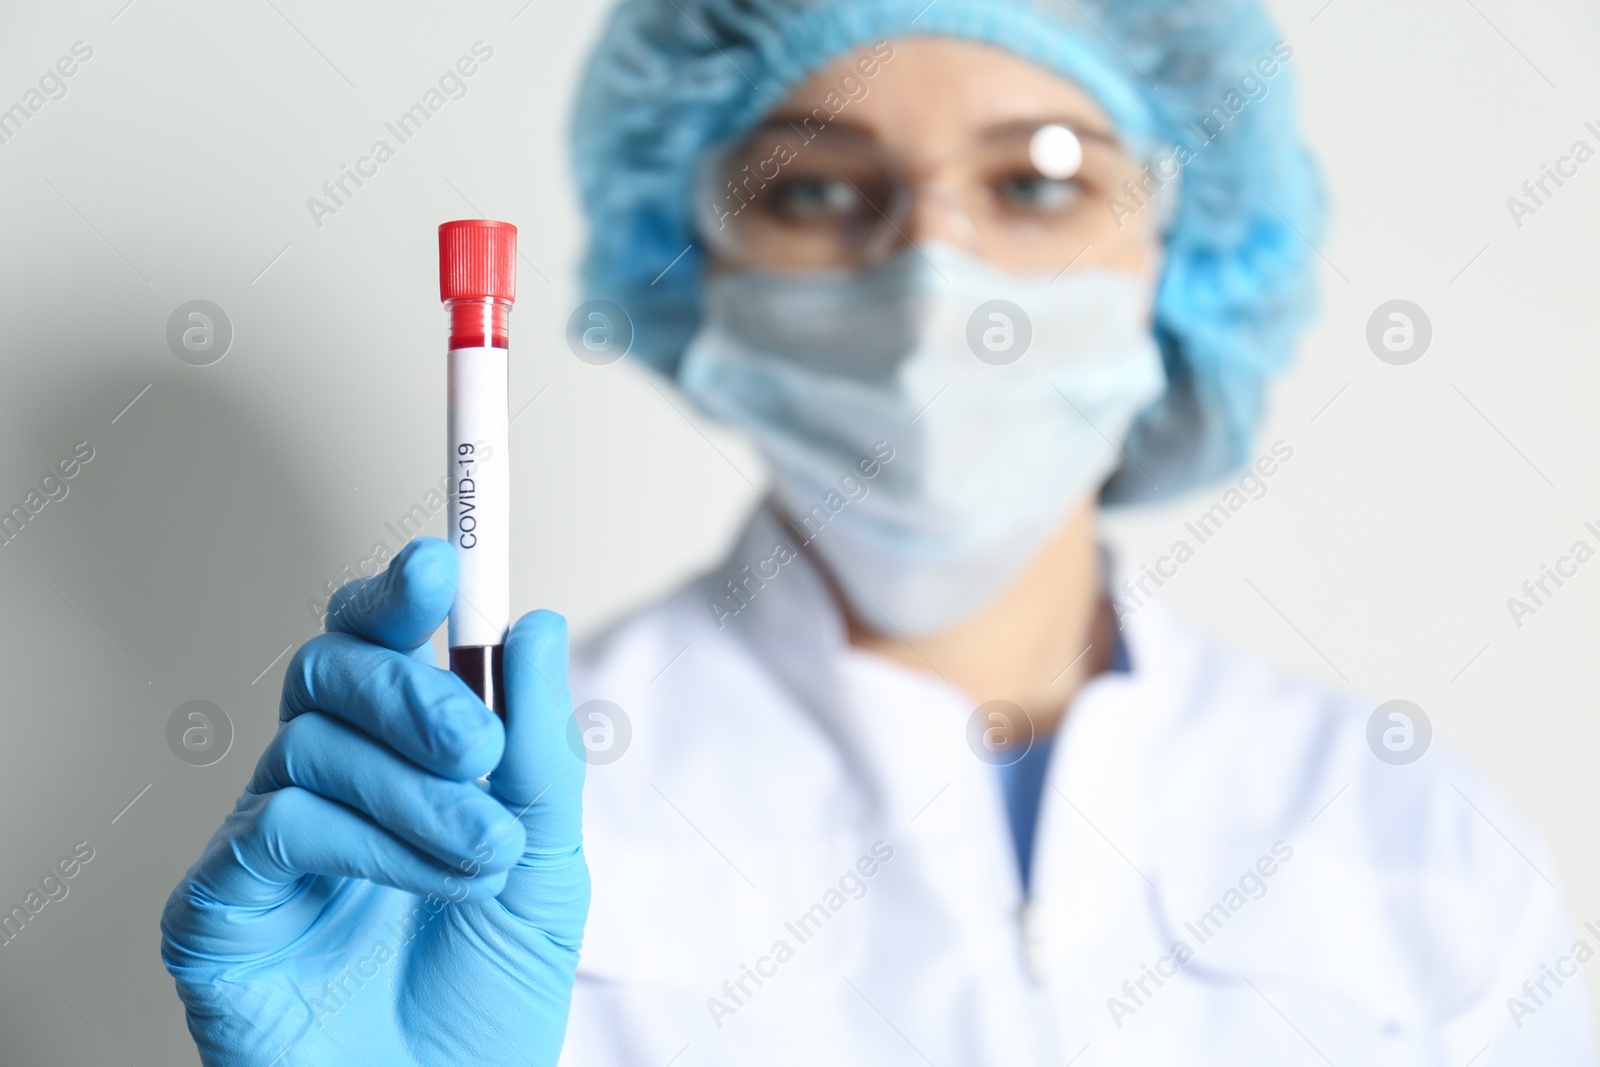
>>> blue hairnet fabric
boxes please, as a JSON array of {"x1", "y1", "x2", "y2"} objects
[{"x1": 570, "y1": 0, "x2": 1325, "y2": 502}]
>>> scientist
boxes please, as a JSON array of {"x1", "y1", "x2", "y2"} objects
[{"x1": 162, "y1": 0, "x2": 1596, "y2": 1064}]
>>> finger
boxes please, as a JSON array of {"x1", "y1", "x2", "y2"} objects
[
  {"x1": 493, "y1": 610, "x2": 585, "y2": 855},
  {"x1": 493, "y1": 610, "x2": 588, "y2": 924},
  {"x1": 251, "y1": 712, "x2": 525, "y2": 873},
  {"x1": 282, "y1": 632, "x2": 503, "y2": 781},
  {"x1": 325, "y1": 537, "x2": 456, "y2": 655},
  {"x1": 184, "y1": 787, "x2": 508, "y2": 915}
]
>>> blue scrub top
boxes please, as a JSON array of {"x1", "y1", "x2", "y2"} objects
[{"x1": 995, "y1": 629, "x2": 1130, "y2": 893}]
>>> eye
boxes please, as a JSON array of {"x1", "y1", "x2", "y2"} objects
[
  {"x1": 767, "y1": 177, "x2": 863, "y2": 221},
  {"x1": 994, "y1": 173, "x2": 1082, "y2": 214}
]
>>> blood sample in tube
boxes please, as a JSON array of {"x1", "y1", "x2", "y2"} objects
[{"x1": 439, "y1": 219, "x2": 516, "y2": 716}]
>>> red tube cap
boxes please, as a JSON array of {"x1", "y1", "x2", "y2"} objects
[{"x1": 439, "y1": 219, "x2": 517, "y2": 304}]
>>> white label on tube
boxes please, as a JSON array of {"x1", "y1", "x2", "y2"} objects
[{"x1": 447, "y1": 346, "x2": 511, "y2": 649}]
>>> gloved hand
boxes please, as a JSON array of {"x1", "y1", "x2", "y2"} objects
[{"x1": 161, "y1": 537, "x2": 588, "y2": 1066}]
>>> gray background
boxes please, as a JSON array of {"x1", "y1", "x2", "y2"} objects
[{"x1": 1, "y1": 0, "x2": 1596, "y2": 1061}]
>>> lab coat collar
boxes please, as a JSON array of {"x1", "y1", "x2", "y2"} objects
[
  {"x1": 697, "y1": 502, "x2": 1193, "y2": 871},
  {"x1": 706, "y1": 501, "x2": 1173, "y2": 710}
]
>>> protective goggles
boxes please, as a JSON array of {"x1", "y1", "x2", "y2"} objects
[{"x1": 694, "y1": 119, "x2": 1173, "y2": 273}]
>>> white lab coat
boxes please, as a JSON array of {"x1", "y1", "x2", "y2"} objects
[{"x1": 560, "y1": 507, "x2": 1596, "y2": 1065}]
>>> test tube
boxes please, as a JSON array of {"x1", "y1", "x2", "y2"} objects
[{"x1": 439, "y1": 219, "x2": 516, "y2": 716}]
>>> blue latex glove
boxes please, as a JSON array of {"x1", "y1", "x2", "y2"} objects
[{"x1": 161, "y1": 538, "x2": 588, "y2": 1066}]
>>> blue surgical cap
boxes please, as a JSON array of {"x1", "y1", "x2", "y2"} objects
[{"x1": 571, "y1": 0, "x2": 1325, "y2": 502}]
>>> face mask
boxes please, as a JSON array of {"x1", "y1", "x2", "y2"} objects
[{"x1": 679, "y1": 243, "x2": 1165, "y2": 637}]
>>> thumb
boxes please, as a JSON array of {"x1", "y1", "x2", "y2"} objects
[
  {"x1": 492, "y1": 609, "x2": 584, "y2": 854},
  {"x1": 325, "y1": 537, "x2": 456, "y2": 654},
  {"x1": 490, "y1": 610, "x2": 588, "y2": 932}
]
